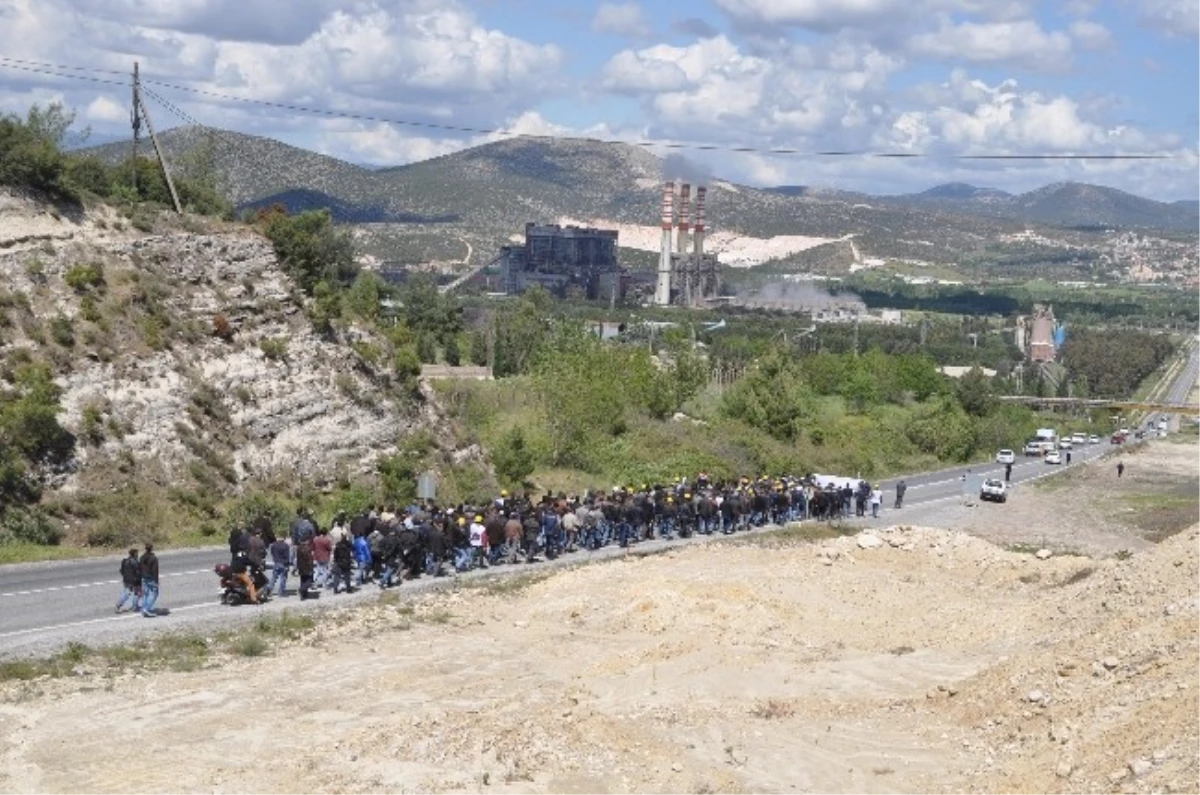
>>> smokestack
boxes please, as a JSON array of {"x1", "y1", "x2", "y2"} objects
[
  {"x1": 693, "y1": 185, "x2": 706, "y2": 260},
  {"x1": 655, "y1": 182, "x2": 675, "y2": 306},
  {"x1": 676, "y1": 183, "x2": 691, "y2": 255}
]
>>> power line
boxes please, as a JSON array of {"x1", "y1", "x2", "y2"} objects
[{"x1": 0, "y1": 55, "x2": 1180, "y2": 161}]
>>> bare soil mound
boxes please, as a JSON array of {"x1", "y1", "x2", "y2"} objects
[{"x1": 1, "y1": 517, "x2": 1195, "y2": 794}]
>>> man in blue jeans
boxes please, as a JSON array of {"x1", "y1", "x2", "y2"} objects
[
  {"x1": 115, "y1": 548, "x2": 141, "y2": 613},
  {"x1": 139, "y1": 542, "x2": 160, "y2": 618},
  {"x1": 268, "y1": 536, "x2": 290, "y2": 597}
]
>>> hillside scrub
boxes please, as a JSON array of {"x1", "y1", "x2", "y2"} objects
[{"x1": 0, "y1": 102, "x2": 231, "y2": 217}]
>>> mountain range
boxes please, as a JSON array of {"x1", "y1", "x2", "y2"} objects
[{"x1": 83, "y1": 127, "x2": 1198, "y2": 271}]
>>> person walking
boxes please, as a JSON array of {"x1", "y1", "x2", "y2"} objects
[
  {"x1": 1004, "y1": 462, "x2": 1013, "y2": 482},
  {"x1": 139, "y1": 542, "x2": 160, "y2": 618},
  {"x1": 893, "y1": 480, "x2": 907, "y2": 509},
  {"x1": 296, "y1": 539, "x2": 317, "y2": 601},
  {"x1": 115, "y1": 548, "x2": 142, "y2": 613},
  {"x1": 1117, "y1": 461, "x2": 1125, "y2": 478},
  {"x1": 268, "y1": 535, "x2": 290, "y2": 597},
  {"x1": 869, "y1": 485, "x2": 882, "y2": 519},
  {"x1": 312, "y1": 528, "x2": 333, "y2": 589}
]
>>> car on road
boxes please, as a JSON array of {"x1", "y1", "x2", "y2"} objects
[
  {"x1": 1111, "y1": 431, "x2": 1127, "y2": 444},
  {"x1": 980, "y1": 478, "x2": 1007, "y2": 503},
  {"x1": 1058, "y1": 438, "x2": 1073, "y2": 450},
  {"x1": 1024, "y1": 441, "x2": 1043, "y2": 456},
  {"x1": 1071, "y1": 432, "x2": 1087, "y2": 445},
  {"x1": 996, "y1": 449, "x2": 1015, "y2": 464},
  {"x1": 1088, "y1": 434, "x2": 1100, "y2": 445},
  {"x1": 1045, "y1": 451, "x2": 1063, "y2": 465}
]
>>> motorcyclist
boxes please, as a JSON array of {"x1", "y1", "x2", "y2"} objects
[{"x1": 230, "y1": 548, "x2": 262, "y2": 603}]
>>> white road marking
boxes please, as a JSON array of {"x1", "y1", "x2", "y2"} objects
[{"x1": 0, "y1": 568, "x2": 212, "y2": 599}]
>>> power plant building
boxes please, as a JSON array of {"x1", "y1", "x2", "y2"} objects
[
  {"x1": 498, "y1": 223, "x2": 624, "y2": 300},
  {"x1": 655, "y1": 182, "x2": 721, "y2": 307}
]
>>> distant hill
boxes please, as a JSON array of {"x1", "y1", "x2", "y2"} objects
[
  {"x1": 81, "y1": 127, "x2": 1196, "y2": 271},
  {"x1": 913, "y1": 182, "x2": 1011, "y2": 201}
]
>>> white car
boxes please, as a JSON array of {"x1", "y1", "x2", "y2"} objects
[
  {"x1": 1058, "y1": 438, "x2": 1073, "y2": 450},
  {"x1": 995, "y1": 449, "x2": 1015, "y2": 464},
  {"x1": 1088, "y1": 435, "x2": 1100, "y2": 444},
  {"x1": 1071, "y1": 432, "x2": 1087, "y2": 445},
  {"x1": 980, "y1": 478, "x2": 1008, "y2": 503},
  {"x1": 1044, "y1": 451, "x2": 1062, "y2": 465}
]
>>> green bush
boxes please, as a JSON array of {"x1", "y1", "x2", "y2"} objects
[
  {"x1": 49, "y1": 314, "x2": 74, "y2": 347},
  {"x1": 64, "y1": 263, "x2": 105, "y2": 293},
  {"x1": 259, "y1": 337, "x2": 289, "y2": 362},
  {"x1": 260, "y1": 209, "x2": 357, "y2": 294},
  {"x1": 0, "y1": 507, "x2": 64, "y2": 546}
]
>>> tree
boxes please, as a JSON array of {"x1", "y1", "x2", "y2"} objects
[
  {"x1": 957, "y1": 366, "x2": 997, "y2": 417},
  {"x1": 492, "y1": 427, "x2": 536, "y2": 486},
  {"x1": 261, "y1": 209, "x2": 357, "y2": 293}
]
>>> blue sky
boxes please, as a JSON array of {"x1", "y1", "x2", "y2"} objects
[{"x1": 0, "y1": 0, "x2": 1196, "y2": 199}]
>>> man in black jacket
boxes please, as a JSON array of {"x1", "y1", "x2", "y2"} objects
[
  {"x1": 140, "y1": 543, "x2": 160, "y2": 618},
  {"x1": 115, "y1": 548, "x2": 141, "y2": 613}
]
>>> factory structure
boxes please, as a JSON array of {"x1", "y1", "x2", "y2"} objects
[
  {"x1": 497, "y1": 223, "x2": 625, "y2": 300},
  {"x1": 1016, "y1": 304, "x2": 1065, "y2": 364},
  {"x1": 492, "y1": 180, "x2": 720, "y2": 306},
  {"x1": 655, "y1": 182, "x2": 721, "y2": 307}
]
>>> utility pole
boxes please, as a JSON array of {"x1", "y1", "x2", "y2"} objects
[
  {"x1": 130, "y1": 62, "x2": 141, "y2": 195},
  {"x1": 132, "y1": 61, "x2": 182, "y2": 213}
]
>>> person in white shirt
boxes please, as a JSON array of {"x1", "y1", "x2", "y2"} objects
[
  {"x1": 869, "y1": 485, "x2": 883, "y2": 518},
  {"x1": 468, "y1": 515, "x2": 489, "y2": 569}
]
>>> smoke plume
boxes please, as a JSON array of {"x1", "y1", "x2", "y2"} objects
[
  {"x1": 741, "y1": 280, "x2": 865, "y2": 311},
  {"x1": 662, "y1": 153, "x2": 713, "y2": 185}
]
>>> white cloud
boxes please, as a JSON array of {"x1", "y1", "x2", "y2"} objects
[
  {"x1": 1135, "y1": 0, "x2": 1200, "y2": 38},
  {"x1": 84, "y1": 95, "x2": 127, "y2": 124},
  {"x1": 0, "y1": 0, "x2": 564, "y2": 137},
  {"x1": 1069, "y1": 19, "x2": 1114, "y2": 50},
  {"x1": 909, "y1": 18, "x2": 1073, "y2": 70},
  {"x1": 592, "y1": 2, "x2": 652, "y2": 38},
  {"x1": 713, "y1": 0, "x2": 1036, "y2": 31}
]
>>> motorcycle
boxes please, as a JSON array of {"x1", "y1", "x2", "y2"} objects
[{"x1": 214, "y1": 563, "x2": 270, "y2": 606}]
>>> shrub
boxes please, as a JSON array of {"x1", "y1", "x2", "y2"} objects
[
  {"x1": 0, "y1": 507, "x2": 64, "y2": 546},
  {"x1": 64, "y1": 263, "x2": 105, "y2": 293},
  {"x1": 80, "y1": 294, "x2": 102, "y2": 323},
  {"x1": 212, "y1": 313, "x2": 234, "y2": 341},
  {"x1": 259, "y1": 209, "x2": 357, "y2": 294},
  {"x1": 259, "y1": 337, "x2": 289, "y2": 362},
  {"x1": 80, "y1": 402, "x2": 105, "y2": 446},
  {"x1": 49, "y1": 314, "x2": 74, "y2": 347}
]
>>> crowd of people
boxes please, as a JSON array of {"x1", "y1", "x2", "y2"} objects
[{"x1": 219, "y1": 473, "x2": 902, "y2": 603}]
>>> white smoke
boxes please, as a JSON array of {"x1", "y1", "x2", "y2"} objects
[
  {"x1": 741, "y1": 280, "x2": 865, "y2": 311},
  {"x1": 662, "y1": 153, "x2": 713, "y2": 185}
]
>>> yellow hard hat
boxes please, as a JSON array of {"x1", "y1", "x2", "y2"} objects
[
  {"x1": 500, "y1": 489, "x2": 509, "y2": 497},
  {"x1": 474, "y1": 515, "x2": 483, "y2": 522},
  {"x1": 457, "y1": 517, "x2": 466, "y2": 526}
]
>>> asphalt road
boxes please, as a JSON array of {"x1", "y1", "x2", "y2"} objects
[{"x1": 2, "y1": 341, "x2": 1196, "y2": 658}]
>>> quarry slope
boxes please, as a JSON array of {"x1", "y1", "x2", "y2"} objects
[{"x1": 0, "y1": 189, "x2": 414, "y2": 492}]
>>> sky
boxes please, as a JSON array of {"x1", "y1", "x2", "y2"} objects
[{"x1": 0, "y1": 0, "x2": 1197, "y2": 199}]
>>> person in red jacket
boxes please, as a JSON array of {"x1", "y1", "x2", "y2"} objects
[{"x1": 312, "y1": 528, "x2": 333, "y2": 589}]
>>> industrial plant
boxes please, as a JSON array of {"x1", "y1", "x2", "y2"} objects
[
  {"x1": 497, "y1": 223, "x2": 625, "y2": 300},
  {"x1": 492, "y1": 180, "x2": 721, "y2": 306},
  {"x1": 655, "y1": 182, "x2": 721, "y2": 307}
]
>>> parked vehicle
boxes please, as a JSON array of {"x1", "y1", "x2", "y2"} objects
[
  {"x1": 980, "y1": 478, "x2": 1008, "y2": 503},
  {"x1": 1044, "y1": 451, "x2": 1063, "y2": 465},
  {"x1": 996, "y1": 449, "x2": 1015, "y2": 464},
  {"x1": 1111, "y1": 432, "x2": 1127, "y2": 444},
  {"x1": 1058, "y1": 438, "x2": 1073, "y2": 450},
  {"x1": 1088, "y1": 435, "x2": 1100, "y2": 445},
  {"x1": 1071, "y1": 432, "x2": 1087, "y2": 445},
  {"x1": 1024, "y1": 441, "x2": 1044, "y2": 456}
]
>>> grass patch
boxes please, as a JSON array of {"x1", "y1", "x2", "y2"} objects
[
  {"x1": 727, "y1": 521, "x2": 858, "y2": 548},
  {"x1": 462, "y1": 569, "x2": 555, "y2": 597},
  {"x1": 1117, "y1": 486, "x2": 1200, "y2": 543},
  {"x1": 230, "y1": 635, "x2": 268, "y2": 658}
]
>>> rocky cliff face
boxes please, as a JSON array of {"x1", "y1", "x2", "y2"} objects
[{"x1": 0, "y1": 189, "x2": 415, "y2": 492}]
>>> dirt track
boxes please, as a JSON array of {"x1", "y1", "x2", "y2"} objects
[{"x1": 1, "y1": 441, "x2": 1197, "y2": 794}]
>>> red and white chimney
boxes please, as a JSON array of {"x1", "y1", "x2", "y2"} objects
[
  {"x1": 677, "y1": 183, "x2": 691, "y2": 255},
  {"x1": 693, "y1": 185, "x2": 707, "y2": 260}
]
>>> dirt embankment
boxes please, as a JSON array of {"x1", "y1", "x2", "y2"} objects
[{"x1": 0, "y1": 447, "x2": 1196, "y2": 794}]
